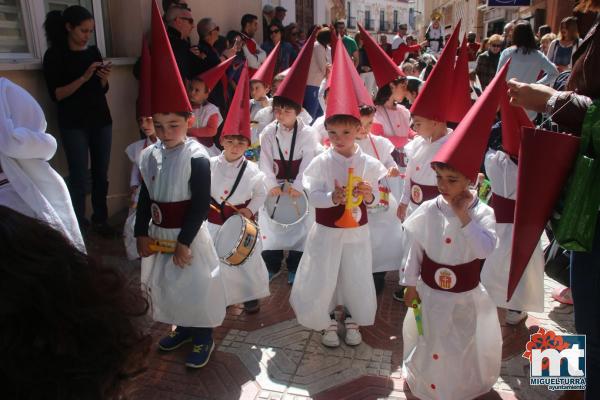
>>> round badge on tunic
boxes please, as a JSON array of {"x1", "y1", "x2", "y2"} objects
[
  {"x1": 411, "y1": 184, "x2": 423, "y2": 204},
  {"x1": 434, "y1": 267, "x2": 457, "y2": 290},
  {"x1": 151, "y1": 203, "x2": 163, "y2": 225}
]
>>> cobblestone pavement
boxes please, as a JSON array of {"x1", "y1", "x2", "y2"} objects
[{"x1": 87, "y1": 224, "x2": 577, "y2": 400}]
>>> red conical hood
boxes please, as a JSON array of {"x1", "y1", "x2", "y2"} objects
[
  {"x1": 410, "y1": 20, "x2": 462, "y2": 122},
  {"x1": 150, "y1": 0, "x2": 191, "y2": 114},
  {"x1": 274, "y1": 27, "x2": 318, "y2": 106},
  {"x1": 250, "y1": 42, "x2": 280, "y2": 86},
  {"x1": 500, "y1": 90, "x2": 533, "y2": 157},
  {"x1": 330, "y1": 27, "x2": 339, "y2": 61},
  {"x1": 137, "y1": 36, "x2": 152, "y2": 118},
  {"x1": 446, "y1": 33, "x2": 472, "y2": 123},
  {"x1": 432, "y1": 60, "x2": 510, "y2": 182},
  {"x1": 336, "y1": 37, "x2": 374, "y2": 108},
  {"x1": 222, "y1": 63, "x2": 251, "y2": 141},
  {"x1": 326, "y1": 39, "x2": 361, "y2": 122},
  {"x1": 508, "y1": 127, "x2": 579, "y2": 301},
  {"x1": 197, "y1": 55, "x2": 235, "y2": 92},
  {"x1": 358, "y1": 23, "x2": 404, "y2": 88}
]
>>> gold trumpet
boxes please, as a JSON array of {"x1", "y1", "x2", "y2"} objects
[{"x1": 334, "y1": 167, "x2": 363, "y2": 228}]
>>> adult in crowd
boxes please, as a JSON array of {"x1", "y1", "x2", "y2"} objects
[
  {"x1": 284, "y1": 23, "x2": 302, "y2": 57},
  {"x1": 379, "y1": 34, "x2": 392, "y2": 56},
  {"x1": 503, "y1": 20, "x2": 515, "y2": 48},
  {"x1": 334, "y1": 20, "x2": 359, "y2": 67},
  {"x1": 507, "y1": 2, "x2": 599, "y2": 398},
  {"x1": 240, "y1": 14, "x2": 267, "y2": 74},
  {"x1": 540, "y1": 32, "x2": 557, "y2": 55},
  {"x1": 162, "y1": 0, "x2": 189, "y2": 18},
  {"x1": 466, "y1": 31, "x2": 480, "y2": 62},
  {"x1": 197, "y1": 17, "x2": 241, "y2": 113},
  {"x1": 0, "y1": 206, "x2": 151, "y2": 400},
  {"x1": 304, "y1": 27, "x2": 331, "y2": 119},
  {"x1": 355, "y1": 33, "x2": 376, "y2": 95},
  {"x1": 497, "y1": 21, "x2": 559, "y2": 87},
  {"x1": 261, "y1": 21, "x2": 295, "y2": 74},
  {"x1": 42, "y1": 6, "x2": 114, "y2": 236},
  {"x1": 547, "y1": 16, "x2": 582, "y2": 72},
  {"x1": 262, "y1": 4, "x2": 275, "y2": 41},
  {"x1": 391, "y1": 23, "x2": 408, "y2": 50},
  {"x1": 164, "y1": 4, "x2": 203, "y2": 80},
  {"x1": 477, "y1": 37, "x2": 489, "y2": 57},
  {"x1": 273, "y1": 6, "x2": 287, "y2": 26},
  {"x1": 475, "y1": 34, "x2": 503, "y2": 91},
  {"x1": 537, "y1": 24, "x2": 552, "y2": 40}
]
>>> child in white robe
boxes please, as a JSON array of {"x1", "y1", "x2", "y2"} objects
[
  {"x1": 187, "y1": 77, "x2": 223, "y2": 156},
  {"x1": 123, "y1": 116, "x2": 157, "y2": 260},
  {"x1": 0, "y1": 77, "x2": 84, "y2": 252}
]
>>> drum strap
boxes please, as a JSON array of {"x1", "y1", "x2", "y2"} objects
[
  {"x1": 275, "y1": 121, "x2": 298, "y2": 181},
  {"x1": 212, "y1": 159, "x2": 248, "y2": 218}
]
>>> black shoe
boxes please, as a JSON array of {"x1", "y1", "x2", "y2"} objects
[
  {"x1": 91, "y1": 222, "x2": 119, "y2": 238},
  {"x1": 393, "y1": 288, "x2": 405, "y2": 302}
]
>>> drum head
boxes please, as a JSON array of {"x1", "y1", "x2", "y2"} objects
[
  {"x1": 264, "y1": 191, "x2": 308, "y2": 225},
  {"x1": 215, "y1": 214, "x2": 244, "y2": 258}
]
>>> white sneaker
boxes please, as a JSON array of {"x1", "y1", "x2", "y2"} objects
[
  {"x1": 344, "y1": 318, "x2": 362, "y2": 346},
  {"x1": 321, "y1": 320, "x2": 340, "y2": 347},
  {"x1": 505, "y1": 310, "x2": 528, "y2": 325}
]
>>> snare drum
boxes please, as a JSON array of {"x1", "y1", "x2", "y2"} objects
[
  {"x1": 263, "y1": 188, "x2": 309, "y2": 228},
  {"x1": 214, "y1": 214, "x2": 259, "y2": 266}
]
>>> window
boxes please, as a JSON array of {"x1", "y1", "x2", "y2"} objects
[
  {"x1": 393, "y1": 10, "x2": 398, "y2": 32},
  {"x1": 379, "y1": 10, "x2": 385, "y2": 31},
  {"x1": 0, "y1": 0, "x2": 107, "y2": 63},
  {"x1": 365, "y1": 10, "x2": 371, "y2": 30}
]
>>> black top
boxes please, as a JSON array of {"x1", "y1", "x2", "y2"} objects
[
  {"x1": 42, "y1": 45, "x2": 112, "y2": 129},
  {"x1": 134, "y1": 157, "x2": 211, "y2": 247},
  {"x1": 167, "y1": 26, "x2": 204, "y2": 81},
  {"x1": 197, "y1": 40, "x2": 227, "y2": 113}
]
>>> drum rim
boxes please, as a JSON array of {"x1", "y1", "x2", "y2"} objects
[
  {"x1": 264, "y1": 189, "x2": 310, "y2": 228},
  {"x1": 216, "y1": 214, "x2": 260, "y2": 266}
]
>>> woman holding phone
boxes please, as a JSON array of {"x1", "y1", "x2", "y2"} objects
[{"x1": 43, "y1": 5, "x2": 114, "y2": 237}]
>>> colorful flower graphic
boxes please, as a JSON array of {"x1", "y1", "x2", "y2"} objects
[{"x1": 523, "y1": 327, "x2": 571, "y2": 371}]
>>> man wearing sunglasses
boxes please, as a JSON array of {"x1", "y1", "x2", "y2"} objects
[{"x1": 164, "y1": 5, "x2": 203, "y2": 80}]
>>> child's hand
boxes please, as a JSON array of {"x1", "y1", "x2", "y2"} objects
[
  {"x1": 450, "y1": 189, "x2": 473, "y2": 227},
  {"x1": 238, "y1": 207, "x2": 253, "y2": 219},
  {"x1": 404, "y1": 286, "x2": 420, "y2": 308},
  {"x1": 388, "y1": 166, "x2": 400, "y2": 177},
  {"x1": 397, "y1": 203, "x2": 408, "y2": 222},
  {"x1": 332, "y1": 179, "x2": 346, "y2": 205},
  {"x1": 288, "y1": 187, "x2": 302, "y2": 198},
  {"x1": 354, "y1": 181, "x2": 374, "y2": 204},
  {"x1": 137, "y1": 236, "x2": 157, "y2": 258},
  {"x1": 173, "y1": 242, "x2": 192, "y2": 268},
  {"x1": 270, "y1": 186, "x2": 283, "y2": 196}
]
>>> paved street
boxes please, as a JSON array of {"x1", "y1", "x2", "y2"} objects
[{"x1": 88, "y1": 220, "x2": 577, "y2": 400}]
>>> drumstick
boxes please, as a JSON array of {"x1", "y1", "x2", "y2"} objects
[
  {"x1": 270, "y1": 182, "x2": 286, "y2": 219},
  {"x1": 210, "y1": 204, "x2": 221, "y2": 213},
  {"x1": 292, "y1": 198, "x2": 301, "y2": 217}
]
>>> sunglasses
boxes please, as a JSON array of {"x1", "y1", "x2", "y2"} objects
[
  {"x1": 210, "y1": 26, "x2": 220, "y2": 33},
  {"x1": 270, "y1": 29, "x2": 281, "y2": 34}
]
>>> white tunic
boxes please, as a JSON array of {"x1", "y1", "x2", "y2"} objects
[
  {"x1": 191, "y1": 102, "x2": 222, "y2": 156},
  {"x1": 258, "y1": 119, "x2": 318, "y2": 251},
  {"x1": 401, "y1": 196, "x2": 501, "y2": 400},
  {"x1": 401, "y1": 130, "x2": 452, "y2": 216},
  {"x1": 250, "y1": 98, "x2": 272, "y2": 146},
  {"x1": 290, "y1": 146, "x2": 387, "y2": 330},
  {"x1": 481, "y1": 150, "x2": 545, "y2": 312},
  {"x1": 254, "y1": 105, "x2": 313, "y2": 138},
  {"x1": 357, "y1": 134, "x2": 409, "y2": 273},
  {"x1": 139, "y1": 139, "x2": 226, "y2": 327},
  {"x1": 0, "y1": 78, "x2": 84, "y2": 252},
  {"x1": 123, "y1": 138, "x2": 153, "y2": 260},
  {"x1": 207, "y1": 154, "x2": 270, "y2": 305}
]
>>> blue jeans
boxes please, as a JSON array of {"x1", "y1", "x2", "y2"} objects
[
  {"x1": 60, "y1": 125, "x2": 112, "y2": 225},
  {"x1": 570, "y1": 213, "x2": 600, "y2": 399},
  {"x1": 303, "y1": 85, "x2": 321, "y2": 120}
]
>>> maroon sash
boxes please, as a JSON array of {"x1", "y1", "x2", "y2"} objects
[
  {"x1": 410, "y1": 179, "x2": 439, "y2": 205},
  {"x1": 150, "y1": 200, "x2": 191, "y2": 229},
  {"x1": 421, "y1": 252, "x2": 483, "y2": 293},
  {"x1": 315, "y1": 202, "x2": 368, "y2": 228},
  {"x1": 208, "y1": 200, "x2": 251, "y2": 225},
  {"x1": 274, "y1": 158, "x2": 302, "y2": 180},
  {"x1": 489, "y1": 193, "x2": 515, "y2": 224}
]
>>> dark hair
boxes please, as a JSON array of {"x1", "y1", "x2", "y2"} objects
[
  {"x1": 325, "y1": 114, "x2": 361, "y2": 128},
  {"x1": 316, "y1": 28, "x2": 331, "y2": 46},
  {"x1": 226, "y1": 30, "x2": 241, "y2": 48},
  {"x1": 406, "y1": 78, "x2": 422, "y2": 96},
  {"x1": 512, "y1": 21, "x2": 537, "y2": 54},
  {"x1": 272, "y1": 96, "x2": 302, "y2": 114},
  {"x1": 269, "y1": 21, "x2": 284, "y2": 33},
  {"x1": 241, "y1": 14, "x2": 258, "y2": 30},
  {"x1": 359, "y1": 105, "x2": 376, "y2": 116},
  {"x1": 537, "y1": 24, "x2": 552, "y2": 37},
  {"x1": 162, "y1": 0, "x2": 189, "y2": 12},
  {"x1": 43, "y1": 6, "x2": 93, "y2": 48},
  {"x1": 0, "y1": 206, "x2": 151, "y2": 400},
  {"x1": 374, "y1": 77, "x2": 406, "y2": 105}
]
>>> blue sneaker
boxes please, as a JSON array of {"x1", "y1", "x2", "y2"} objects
[
  {"x1": 268, "y1": 270, "x2": 282, "y2": 282},
  {"x1": 158, "y1": 327, "x2": 192, "y2": 351},
  {"x1": 287, "y1": 271, "x2": 296, "y2": 285},
  {"x1": 185, "y1": 339, "x2": 215, "y2": 368}
]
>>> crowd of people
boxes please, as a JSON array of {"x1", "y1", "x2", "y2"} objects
[{"x1": 0, "y1": 0, "x2": 599, "y2": 399}]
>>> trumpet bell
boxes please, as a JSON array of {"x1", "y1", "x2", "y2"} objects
[{"x1": 334, "y1": 208, "x2": 360, "y2": 228}]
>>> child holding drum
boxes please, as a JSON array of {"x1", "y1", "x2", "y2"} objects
[
  {"x1": 134, "y1": 4, "x2": 226, "y2": 369},
  {"x1": 207, "y1": 64, "x2": 270, "y2": 314},
  {"x1": 290, "y1": 40, "x2": 387, "y2": 347},
  {"x1": 258, "y1": 29, "x2": 319, "y2": 285}
]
